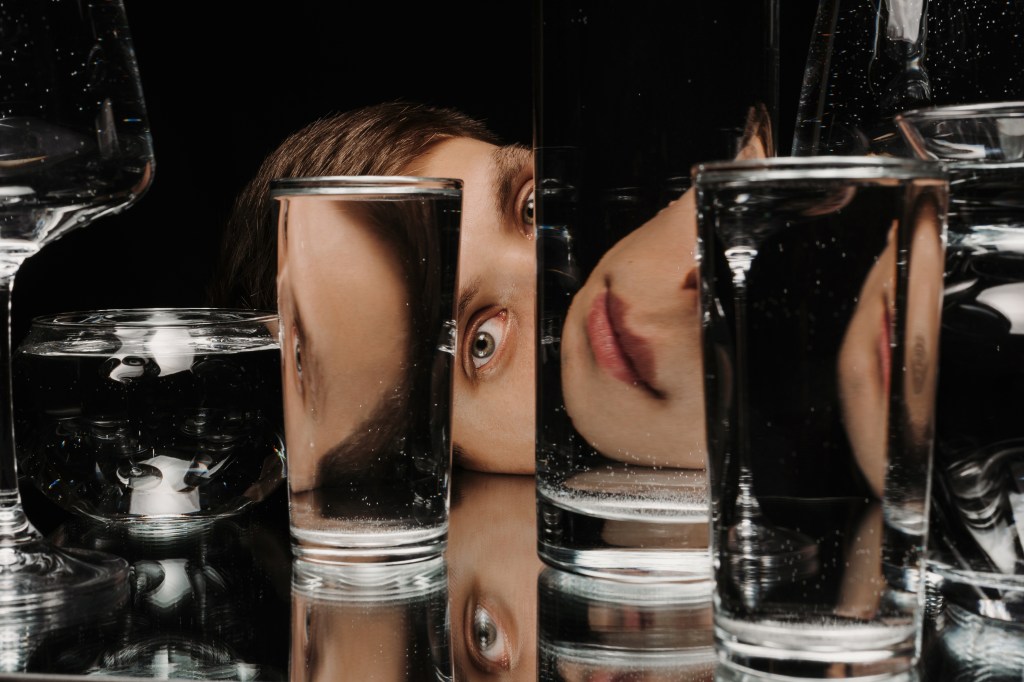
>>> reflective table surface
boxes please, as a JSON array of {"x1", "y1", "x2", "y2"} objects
[{"x1": 3, "y1": 468, "x2": 1013, "y2": 680}]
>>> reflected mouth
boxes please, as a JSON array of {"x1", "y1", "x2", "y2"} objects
[{"x1": 585, "y1": 286, "x2": 665, "y2": 399}]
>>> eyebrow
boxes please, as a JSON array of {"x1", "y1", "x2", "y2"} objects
[
  {"x1": 457, "y1": 276, "x2": 481, "y2": 319},
  {"x1": 491, "y1": 143, "x2": 532, "y2": 226}
]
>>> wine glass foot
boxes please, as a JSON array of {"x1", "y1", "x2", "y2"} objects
[{"x1": 0, "y1": 540, "x2": 129, "y2": 622}]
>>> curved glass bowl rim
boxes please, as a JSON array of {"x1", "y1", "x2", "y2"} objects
[
  {"x1": 930, "y1": 563, "x2": 1024, "y2": 592},
  {"x1": 29, "y1": 307, "x2": 278, "y2": 330},
  {"x1": 897, "y1": 100, "x2": 1024, "y2": 123},
  {"x1": 692, "y1": 155, "x2": 946, "y2": 184},
  {"x1": 270, "y1": 175, "x2": 462, "y2": 197}
]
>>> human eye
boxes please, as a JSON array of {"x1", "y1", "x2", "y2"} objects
[
  {"x1": 468, "y1": 603, "x2": 510, "y2": 671},
  {"x1": 520, "y1": 186, "x2": 535, "y2": 227},
  {"x1": 512, "y1": 179, "x2": 535, "y2": 238},
  {"x1": 468, "y1": 309, "x2": 508, "y2": 371}
]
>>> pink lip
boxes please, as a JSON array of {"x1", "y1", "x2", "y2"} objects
[{"x1": 585, "y1": 289, "x2": 664, "y2": 399}]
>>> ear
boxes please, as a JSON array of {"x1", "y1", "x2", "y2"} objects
[{"x1": 735, "y1": 102, "x2": 775, "y2": 160}]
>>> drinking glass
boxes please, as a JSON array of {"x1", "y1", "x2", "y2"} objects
[
  {"x1": 0, "y1": 0, "x2": 153, "y2": 614},
  {"x1": 534, "y1": 0, "x2": 778, "y2": 583},
  {"x1": 896, "y1": 101, "x2": 1024, "y2": 655},
  {"x1": 13, "y1": 308, "x2": 284, "y2": 531},
  {"x1": 695, "y1": 157, "x2": 947, "y2": 677},
  {"x1": 272, "y1": 176, "x2": 460, "y2": 564}
]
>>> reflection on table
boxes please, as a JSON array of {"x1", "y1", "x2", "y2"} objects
[{"x1": 7, "y1": 472, "x2": 1017, "y2": 680}]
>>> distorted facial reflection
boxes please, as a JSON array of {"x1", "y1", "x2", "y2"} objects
[
  {"x1": 537, "y1": 569, "x2": 714, "y2": 681},
  {"x1": 448, "y1": 470, "x2": 543, "y2": 679},
  {"x1": 406, "y1": 139, "x2": 536, "y2": 474},
  {"x1": 290, "y1": 579, "x2": 449, "y2": 681},
  {"x1": 559, "y1": 106, "x2": 774, "y2": 468},
  {"x1": 278, "y1": 139, "x2": 536, "y2": 483},
  {"x1": 278, "y1": 199, "x2": 411, "y2": 493},
  {"x1": 837, "y1": 192, "x2": 944, "y2": 497}
]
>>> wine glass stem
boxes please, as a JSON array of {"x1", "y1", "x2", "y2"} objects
[{"x1": 0, "y1": 271, "x2": 37, "y2": 544}]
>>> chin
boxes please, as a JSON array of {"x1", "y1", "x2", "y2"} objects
[{"x1": 569, "y1": 406, "x2": 706, "y2": 469}]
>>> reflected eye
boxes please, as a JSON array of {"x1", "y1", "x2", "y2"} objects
[
  {"x1": 521, "y1": 188, "x2": 535, "y2": 226},
  {"x1": 470, "y1": 311, "x2": 507, "y2": 369},
  {"x1": 471, "y1": 604, "x2": 510, "y2": 669}
]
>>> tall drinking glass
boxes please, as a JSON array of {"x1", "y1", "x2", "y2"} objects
[
  {"x1": 0, "y1": 0, "x2": 153, "y2": 615},
  {"x1": 695, "y1": 157, "x2": 947, "y2": 677},
  {"x1": 897, "y1": 101, "x2": 1024, "y2": 666},
  {"x1": 273, "y1": 177, "x2": 460, "y2": 564},
  {"x1": 535, "y1": 0, "x2": 779, "y2": 582}
]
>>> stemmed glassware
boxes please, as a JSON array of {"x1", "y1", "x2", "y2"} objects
[{"x1": 0, "y1": 0, "x2": 154, "y2": 616}]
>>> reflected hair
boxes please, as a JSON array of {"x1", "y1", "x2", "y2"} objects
[{"x1": 207, "y1": 100, "x2": 501, "y2": 309}]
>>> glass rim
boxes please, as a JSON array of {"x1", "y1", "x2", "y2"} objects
[
  {"x1": 30, "y1": 307, "x2": 278, "y2": 329},
  {"x1": 897, "y1": 100, "x2": 1024, "y2": 123},
  {"x1": 270, "y1": 175, "x2": 462, "y2": 198},
  {"x1": 931, "y1": 563, "x2": 1024, "y2": 591},
  {"x1": 692, "y1": 155, "x2": 946, "y2": 184}
]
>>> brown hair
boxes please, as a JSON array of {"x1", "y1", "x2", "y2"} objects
[{"x1": 207, "y1": 101, "x2": 502, "y2": 309}]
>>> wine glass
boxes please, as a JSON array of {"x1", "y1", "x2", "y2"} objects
[{"x1": 0, "y1": 0, "x2": 154, "y2": 619}]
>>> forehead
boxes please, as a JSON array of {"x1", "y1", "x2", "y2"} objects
[
  {"x1": 411, "y1": 137, "x2": 499, "y2": 178},
  {"x1": 411, "y1": 138, "x2": 533, "y2": 187}
]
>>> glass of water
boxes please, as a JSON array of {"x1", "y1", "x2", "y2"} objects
[
  {"x1": 694, "y1": 157, "x2": 947, "y2": 677},
  {"x1": 897, "y1": 101, "x2": 1024, "y2": 664},
  {"x1": 272, "y1": 176, "x2": 461, "y2": 564},
  {"x1": 13, "y1": 308, "x2": 284, "y2": 532}
]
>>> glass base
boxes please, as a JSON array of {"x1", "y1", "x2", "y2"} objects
[
  {"x1": 537, "y1": 493, "x2": 712, "y2": 583},
  {"x1": 538, "y1": 541, "x2": 713, "y2": 584},
  {"x1": 291, "y1": 554, "x2": 448, "y2": 601},
  {"x1": 290, "y1": 525, "x2": 447, "y2": 566},
  {"x1": 0, "y1": 539, "x2": 130, "y2": 620},
  {"x1": 715, "y1": 614, "x2": 918, "y2": 680}
]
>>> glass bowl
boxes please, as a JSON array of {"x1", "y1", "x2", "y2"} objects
[
  {"x1": 13, "y1": 308, "x2": 284, "y2": 532},
  {"x1": 896, "y1": 101, "x2": 1024, "y2": 162}
]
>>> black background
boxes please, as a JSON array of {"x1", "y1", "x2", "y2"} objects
[{"x1": 11, "y1": 0, "x2": 820, "y2": 346}]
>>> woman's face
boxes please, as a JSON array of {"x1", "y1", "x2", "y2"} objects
[
  {"x1": 406, "y1": 138, "x2": 536, "y2": 474},
  {"x1": 277, "y1": 199, "x2": 410, "y2": 492},
  {"x1": 559, "y1": 191, "x2": 705, "y2": 468}
]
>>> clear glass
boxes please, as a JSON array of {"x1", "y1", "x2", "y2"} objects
[
  {"x1": 0, "y1": 0, "x2": 154, "y2": 628},
  {"x1": 13, "y1": 308, "x2": 284, "y2": 533},
  {"x1": 897, "y1": 102, "x2": 1024, "y2": 642},
  {"x1": 694, "y1": 157, "x2": 947, "y2": 678},
  {"x1": 272, "y1": 176, "x2": 461, "y2": 564},
  {"x1": 534, "y1": 0, "x2": 778, "y2": 583}
]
